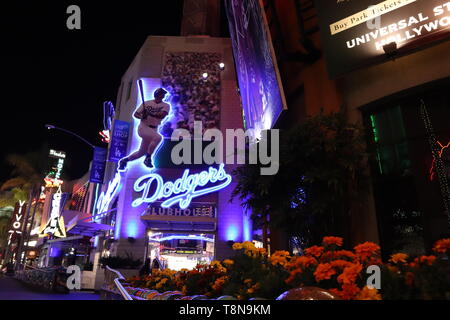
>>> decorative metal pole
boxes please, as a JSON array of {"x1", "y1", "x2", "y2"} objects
[{"x1": 420, "y1": 99, "x2": 450, "y2": 226}]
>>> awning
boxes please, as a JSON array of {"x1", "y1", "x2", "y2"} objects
[{"x1": 67, "y1": 221, "x2": 113, "y2": 237}]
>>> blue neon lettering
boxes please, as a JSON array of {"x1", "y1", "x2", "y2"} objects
[
  {"x1": 96, "y1": 172, "x2": 121, "y2": 217},
  {"x1": 132, "y1": 164, "x2": 232, "y2": 209}
]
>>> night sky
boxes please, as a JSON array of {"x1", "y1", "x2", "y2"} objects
[{"x1": 0, "y1": 1, "x2": 229, "y2": 182}]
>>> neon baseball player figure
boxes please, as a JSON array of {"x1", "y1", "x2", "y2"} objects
[{"x1": 118, "y1": 83, "x2": 170, "y2": 171}]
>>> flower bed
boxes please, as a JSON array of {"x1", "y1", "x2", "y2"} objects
[{"x1": 126, "y1": 237, "x2": 450, "y2": 300}]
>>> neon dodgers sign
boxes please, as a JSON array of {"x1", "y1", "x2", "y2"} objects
[{"x1": 132, "y1": 164, "x2": 232, "y2": 209}]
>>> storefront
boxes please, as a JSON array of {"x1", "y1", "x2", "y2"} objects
[
  {"x1": 93, "y1": 36, "x2": 252, "y2": 272},
  {"x1": 358, "y1": 76, "x2": 450, "y2": 255},
  {"x1": 313, "y1": 0, "x2": 450, "y2": 254}
]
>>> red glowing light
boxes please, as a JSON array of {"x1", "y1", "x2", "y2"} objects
[
  {"x1": 99, "y1": 130, "x2": 111, "y2": 143},
  {"x1": 429, "y1": 141, "x2": 450, "y2": 181}
]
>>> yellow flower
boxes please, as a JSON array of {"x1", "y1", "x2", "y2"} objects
[
  {"x1": 257, "y1": 248, "x2": 267, "y2": 256},
  {"x1": 232, "y1": 242, "x2": 243, "y2": 250},
  {"x1": 242, "y1": 241, "x2": 256, "y2": 250},
  {"x1": 223, "y1": 259, "x2": 234, "y2": 265},
  {"x1": 212, "y1": 276, "x2": 228, "y2": 291},
  {"x1": 389, "y1": 253, "x2": 409, "y2": 264},
  {"x1": 356, "y1": 286, "x2": 382, "y2": 300}
]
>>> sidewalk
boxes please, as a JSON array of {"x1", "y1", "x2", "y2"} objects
[{"x1": 0, "y1": 275, "x2": 100, "y2": 300}]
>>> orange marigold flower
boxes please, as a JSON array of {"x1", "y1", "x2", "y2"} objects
[
  {"x1": 323, "y1": 236, "x2": 344, "y2": 247},
  {"x1": 272, "y1": 250, "x2": 290, "y2": 256},
  {"x1": 341, "y1": 283, "x2": 361, "y2": 300},
  {"x1": 334, "y1": 250, "x2": 357, "y2": 261},
  {"x1": 257, "y1": 248, "x2": 267, "y2": 256},
  {"x1": 287, "y1": 256, "x2": 318, "y2": 270},
  {"x1": 356, "y1": 286, "x2": 382, "y2": 300},
  {"x1": 354, "y1": 242, "x2": 380, "y2": 261},
  {"x1": 331, "y1": 259, "x2": 353, "y2": 270},
  {"x1": 419, "y1": 255, "x2": 436, "y2": 266},
  {"x1": 432, "y1": 238, "x2": 450, "y2": 254},
  {"x1": 409, "y1": 258, "x2": 419, "y2": 268},
  {"x1": 333, "y1": 284, "x2": 361, "y2": 300},
  {"x1": 390, "y1": 253, "x2": 409, "y2": 264},
  {"x1": 337, "y1": 263, "x2": 363, "y2": 285},
  {"x1": 314, "y1": 263, "x2": 336, "y2": 282},
  {"x1": 304, "y1": 245, "x2": 324, "y2": 257},
  {"x1": 285, "y1": 268, "x2": 303, "y2": 284}
]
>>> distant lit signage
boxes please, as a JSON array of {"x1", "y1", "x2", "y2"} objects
[
  {"x1": 133, "y1": 164, "x2": 232, "y2": 210},
  {"x1": 99, "y1": 101, "x2": 115, "y2": 144},
  {"x1": 7, "y1": 201, "x2": 27, "y2": 245},
  {"x1": 49, "y1": 150, "x2": 66, "y2": 159},
  {"x1": 90, "y1": 147, "x2": 108, "y2": 184},
  {"x1": 99, "y1": 130, "x2": 111, "y2": 144},
  {"x1": 109, "y1": 120, "x2": 130, "y2": 162},
  {"x1": 315, "y1": 0, "x2": 450, "y2": 77},
  {"x1": 40, "y1": 187, "x2": 67, "y2": 238},
  {"x1": 95, "y1": 172, "x2": 122, "y2": 218},
  {"x1": 45, "y1": 149, "x2": 66, "y2": 188}
]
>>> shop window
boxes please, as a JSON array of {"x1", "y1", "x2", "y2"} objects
[{"x1": 369, "y1": 105, "x2": 411, "y2": 176}]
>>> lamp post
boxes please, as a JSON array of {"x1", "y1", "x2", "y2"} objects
[{"x1": 45, "y1": 124, "x2": 95, "y2": 149}]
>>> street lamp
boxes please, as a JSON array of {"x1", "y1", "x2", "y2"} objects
[{"x1": 45, "y1": 124, "x2": 95, "y2": 149}]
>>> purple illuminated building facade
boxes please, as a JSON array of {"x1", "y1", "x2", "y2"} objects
[{"x1": 94, "y1": 36, "x2": 252, "y2": 273}]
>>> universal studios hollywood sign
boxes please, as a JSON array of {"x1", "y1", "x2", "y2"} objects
[{"x1": 315, "y1": 0, "x2": 450, "y2": 77}]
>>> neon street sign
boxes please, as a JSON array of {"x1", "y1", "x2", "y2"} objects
[
  {"x1": 95, "y1": 172, "x2": 122, "y2": 219},
  {"x1": 133, "y1": 164, "x2": 232, "y2": 209},
  {"x1": 7, "y1": 201, "x2": 26, "y2": 245},
  {"x1": 40, "y1": 187, "x2": 67, "y2": 238},
  {"x1": 49, "y1": 150, "x2": 66, "y2": 159}
]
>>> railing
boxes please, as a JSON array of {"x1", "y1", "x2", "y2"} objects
[
  {"x1": 101, "y1": 266, "x2": 133, "y2": 300},
  {"x1": 15, "y1": 265, "x2": 61, "y2": 292}
]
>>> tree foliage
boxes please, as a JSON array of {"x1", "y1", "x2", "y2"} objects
[
  {"x1": 232, "y1": 112, "x2": 370, "y2": 248},
  {"x1": 0, "y1": 152, "x2": 45, "y2": 206}
]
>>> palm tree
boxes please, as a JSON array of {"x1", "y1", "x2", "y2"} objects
[{"x1": 0, "y1": 152, "x2": 45, "y2": 207}]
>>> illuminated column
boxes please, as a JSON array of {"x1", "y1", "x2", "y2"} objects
[{"x1": 215, "y1": 79, "x2": 249, "y2": 260}]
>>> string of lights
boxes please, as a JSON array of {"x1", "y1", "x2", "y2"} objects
[{"x1": 420, "y1": 99, "x2": 450, "y2": 225}]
